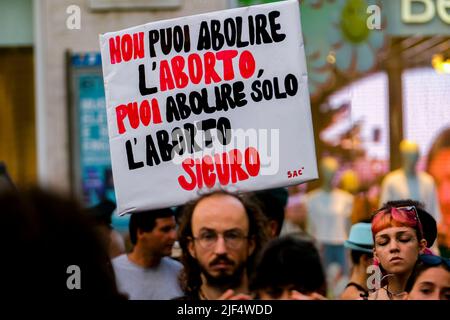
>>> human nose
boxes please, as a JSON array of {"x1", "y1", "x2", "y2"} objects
[
  {"x1": 430, "y1": 290, "x2": 440, "y2": 300},
  {"x1": 213, "y1": 234, "x2": 227, "y2": 254},
  {"x1": 165, "y1": 227, "x2": 177, "y2": 242},
  {"x1": 388, "y1": 239, "x2": 400, "y2": 252}
]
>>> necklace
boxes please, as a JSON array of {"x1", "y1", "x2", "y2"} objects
[{"x1": 382, "y1": 286, "x2": 407, "y2": 300}]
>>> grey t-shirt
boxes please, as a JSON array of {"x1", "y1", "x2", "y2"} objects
[{"x1": 112, "y1": 254, "x2": 183, "y2": 300}]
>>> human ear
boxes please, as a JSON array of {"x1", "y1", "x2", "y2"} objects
[
  {"x1": 188, "y1": 238, "x2": 196, "y2": 258},
  {"x1": 418, "y1": 239, "x2": 428, "y2": 253},
  {"x1": 137, "y1": 228, "x2": 144, "y2": 240},
  {"x1": 373, "y1": 249, "x2": 379, "y2": 264},
  {"x1": 268, "y1": 221, "x2": 278, "y2": 238},
  {"x1": 362, "y1": 254, "x2": 372, "y2": 266},
  {"x1": 248, "y1": 236, "x2": 256, "y2": 256}
]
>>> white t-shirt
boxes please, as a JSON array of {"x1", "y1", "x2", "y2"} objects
[
  {"x1": 379, "y1": 169, "x2": 442, "y2": 223},
  {"x1": 305, "y1": 188, "x2": 353, "y2": 244},
  {"x1": 112, "y1": 254, "x2": 183, "y2": 300}
]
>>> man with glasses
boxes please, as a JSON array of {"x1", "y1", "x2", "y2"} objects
[{"x1": 176, "y1": 190, "x2": 268, "y2": 300}]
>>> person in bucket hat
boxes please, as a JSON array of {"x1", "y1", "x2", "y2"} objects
[{"x1": 340, "y1": 222, "x2": 374, "y2": 299}]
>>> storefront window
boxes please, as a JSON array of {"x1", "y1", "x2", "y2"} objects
[
  {"x1": 403, "y1": 67, "x2": 450, "y2": 169},
  {"x1": 323, "y1": 72, "x2": 390, "y2": 187}
]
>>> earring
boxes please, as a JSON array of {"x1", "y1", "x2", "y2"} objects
[{"x1": 373, "y1": 258, "x2": 379, "y2": 267}]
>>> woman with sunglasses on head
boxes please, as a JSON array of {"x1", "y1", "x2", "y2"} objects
[
  {"x1": 405, "y1": 254, "x2": 450, "y2": 300},
  {"x1": 368, "y1": 200, "x2": 437, "y2": 300}
]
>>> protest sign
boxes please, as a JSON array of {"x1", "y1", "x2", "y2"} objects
[{"x1": 99, "y1": 0, "x2": 317, "y2": 214}]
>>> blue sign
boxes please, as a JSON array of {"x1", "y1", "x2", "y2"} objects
[
  {"x1": 71, "y1": 53, "x2": 129, "y2": 231},
  {"x1": 77, "y1": 73, "x2": 113, "y2": 205}
]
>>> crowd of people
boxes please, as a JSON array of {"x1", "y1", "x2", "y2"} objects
[
  {"x1": 0, "y1": 184, "x2": 448, "y2": 301},
  {"x1": 2, "y1": 133, "x2": 450, "y2": 301}
]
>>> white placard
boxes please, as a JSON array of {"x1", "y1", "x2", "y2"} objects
[{"x1": 99, "y1": 0, "x2": 318, "y2": 214}]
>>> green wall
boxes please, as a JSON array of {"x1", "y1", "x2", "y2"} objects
[{"x1": 0, "y1": 0, "x2": 33, "y2": 46}]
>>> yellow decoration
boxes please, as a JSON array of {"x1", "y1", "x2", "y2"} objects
[{"x1": 432, "y1": 54, "x2": 450, "y2": 74}]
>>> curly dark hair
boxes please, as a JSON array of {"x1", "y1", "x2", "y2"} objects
[
  {"x1": 177, "y1": 190, "x2": 269, "y2": 297},
  {"x1": 128, "y1": 208, "x2": 174, "y2": 245},
  {"x1": 249, "y1": 235, "x2": 327, "y2": 298}
]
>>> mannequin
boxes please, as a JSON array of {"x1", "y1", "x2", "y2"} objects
[
  {"x1": 380, "y1": 140, "x2": 442, "y2": 223},
  {"x1": 305, "y1": 157, "x2": 354, "y2": 283}
]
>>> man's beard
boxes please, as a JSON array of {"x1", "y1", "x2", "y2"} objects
[{"x1": 199, "y1": 255, "x2": 246, "y2": 290}]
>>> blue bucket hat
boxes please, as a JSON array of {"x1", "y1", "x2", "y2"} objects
[{"x1": 344, "y1": 223, "x2": 373, "y2": 254}]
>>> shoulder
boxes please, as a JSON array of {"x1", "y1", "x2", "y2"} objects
[
  {"x1": 418, "y1": 172, "x2": 435, "y2": 185},
  {"x1": 112, "y1": 253, "x2": 128, "y2": 266},
  {"x1": 172, "y1": 292, "x2": 199, "y2": 300},
  {"x1": 340, "y1": 286, "x2": 364, "y2": 300},
  {"x1": 334, "y1": 189, "x2": 353, "y2": 200},
  {"x1": 305, "y1": 189, "x2": 322, "y2": 201},
  {"x1": 161, "y1": 257, "x2": 183, "y2": 271},
  {"x1": 111, "y1": 254, "x2": 132, "y2": 275},
  {"x1": 383, "y1": 170, "x2": 402, "y2": 183}
]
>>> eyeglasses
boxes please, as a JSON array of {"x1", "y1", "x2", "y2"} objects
[
  {"x1": 374, "y1": 205, "x2": 424, "y2": 240},
  {"x1": 395, "y1": 206, "x2": 424, "y2": 240},
  {"x1": 191, "y1": 230, "x2": 249, "y2": 250},
  {"x1": 419, "y1": 254, "x2": 450, "y2": 268}
]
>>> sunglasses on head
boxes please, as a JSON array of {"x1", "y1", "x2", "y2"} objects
[
  {"x1": 419, "y1": 254, "x2": 450, "y2": 268},
  {"x1": 375, "y1": 205, "x2": 424, "y2": 239}
]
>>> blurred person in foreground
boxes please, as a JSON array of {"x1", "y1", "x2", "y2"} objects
[
  {"x1": 250, "y1": 233, "x2": 327, "y2": 300},
  {"x1": 0, "y1": 188, "x2": 124, "y2": 299},
  {"x1": 87, "y1": 198, "x2": 125, "y2": 259}
]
